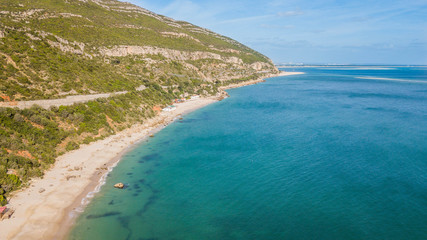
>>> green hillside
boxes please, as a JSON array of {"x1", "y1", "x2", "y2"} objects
[{"x1": 0, "y1": 0, "x2": 278, "y2": 205}]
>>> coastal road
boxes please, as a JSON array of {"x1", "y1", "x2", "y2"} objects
[{"x1": 0, "y1": 85, "x2": 146, "y2": 110}]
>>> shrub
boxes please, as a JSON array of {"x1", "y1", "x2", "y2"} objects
[
  {"x1": 0, "y1": 195, "x2": 6, "y2": 206},
  {"x1": 7, "y1": 174, "x2": 21, "y2": 187},
  {"x1": 82, "y1": 136, "x2": 94, "y2": 144},
  {"x1": 65, "y1": 141, "x2": 79, "y2": 151}
]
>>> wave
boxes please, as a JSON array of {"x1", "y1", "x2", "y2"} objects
[
  {"x1": 67, "y1": 135, "x2": 149, "y2": 219},
  {"x1": 68, "y1": 159, "x2": 120, "y2": 219},
  {"x1": 356, "y1": 76, "x2": 427, "y2": 84}
]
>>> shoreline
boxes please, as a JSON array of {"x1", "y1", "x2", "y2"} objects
[
  {"x1": 54, "y1": 96, "x2": 218, "y2": 240},
  {"x1": 220, "y1": 71, "x2": 304, "y2": 90},
  {"x1": 0, "y1": 96, "x2": 218, "y2": 240},
  {"x1": 0, "y1": 71, "x2": 303, "y2": 240}
]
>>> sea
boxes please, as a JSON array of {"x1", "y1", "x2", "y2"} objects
[{"x1": 69, "y1": 66, "x2": 427, "y2": 240}]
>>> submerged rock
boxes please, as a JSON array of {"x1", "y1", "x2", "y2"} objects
[{"x1": 114, "y1": 183, "x2": 124, "y2": 189}]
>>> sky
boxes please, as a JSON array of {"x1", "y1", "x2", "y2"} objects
[{"x1": 127, "y1": 0, "x2": 427, "y2": 65}]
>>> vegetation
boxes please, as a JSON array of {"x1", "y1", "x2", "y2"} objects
[
  {"x1": 0, "y1": 86, "x2": 177, "y2": 205},
  {"x1": 0, "y1": 0, "x2": 278, "y2": 205}
]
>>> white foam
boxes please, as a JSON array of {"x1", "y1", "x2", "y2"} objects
[
  {"x1": 67, "y1": 126, "x2": 161, "y2": 220},
  {"x1": 68, "y1": 159, "x2": 119, "y2": 219}
]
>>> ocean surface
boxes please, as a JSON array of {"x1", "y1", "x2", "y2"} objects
[{"x1": 69, "y1": 66, "x2": 427, "y2": 240}]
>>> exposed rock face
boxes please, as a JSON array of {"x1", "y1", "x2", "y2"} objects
[
  {"x1": 250, "y1": 62, "x2": 275, "y2": 71},
  {"x1": 98, "y1": 45, "x2": 244, "y2": 64},
  {"x1": 114, "y1": 183, "x2": 124, "y2": 189},
  {"x1": 161, "y1": 31, "x2": 201, "y2": 43},
  {"x1": 58, "y1": 13, "x2": 84, "y2": 18}
]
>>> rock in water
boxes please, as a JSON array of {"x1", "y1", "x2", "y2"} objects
[{"x1": 114, "y1": 183, "x2": 124, "y2": 189}]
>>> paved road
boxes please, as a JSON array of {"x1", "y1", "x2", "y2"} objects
[{"x1": 0, "y1": 85, "x2": 146, "y2": 109}]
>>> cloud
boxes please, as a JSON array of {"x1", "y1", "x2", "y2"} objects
[
  {"x1": 349, "y1": 15, "x2": 373, "y2": 22},
  {"x1": 408, "y1": 39, "x2": 427, "y2": 48},
  {"x1": 128, "y1": 0, "x2": 427, "y2": 65},
  {"x1": 218, "y1": 15, "x2": 274, "y2": 24},
  {"x1": 373, "y1": 43, "x2": 395, "y2": 49},
  {"x1": 261, "y1": 24, "x2": 294, "y2": 29},
  {"x1": 247, "y1": 38, "x2": 315, "y2": 49},
  {"x1": 277, "y1": 10, "x2": 304, "y2": 17}
]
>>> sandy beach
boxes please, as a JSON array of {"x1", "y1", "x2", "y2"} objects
[
  {"x1": 276, "y1": 71, "x2": 305, "y2": 76},
  {"x1": 0, "y1": 71, "x2": 303, "y2": 240},
  {"x1": 220, "y1": 71, "x2": 304, "y2": 90}
]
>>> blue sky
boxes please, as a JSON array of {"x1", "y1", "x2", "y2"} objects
[{"x1": 127, "y1": 0, "x2": 427, "y2": 65}]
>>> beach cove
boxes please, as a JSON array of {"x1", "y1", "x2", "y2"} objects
[
  {"x1": 69, "y1": 66, "x2": 427, "y2": 240},
  {"x1": 0, "y1": 72, "x2": 302, "y2": 240}
]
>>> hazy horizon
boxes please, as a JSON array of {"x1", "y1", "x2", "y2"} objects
[{"x1": 275, "y1": 63, "x2": 427, "y2": 66}]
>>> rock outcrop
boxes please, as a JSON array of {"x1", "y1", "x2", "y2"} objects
[{"x1": 98, "y1": 45, "x2": 244, "y2": 64}]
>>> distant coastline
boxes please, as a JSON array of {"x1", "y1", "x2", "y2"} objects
[{"x1": 276, "y1": 65, "x2": 427, "y2": 68}]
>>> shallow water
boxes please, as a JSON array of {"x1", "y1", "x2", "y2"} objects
[{"x1": 69, "y1": 66, "x2": 427, "y2": 240}]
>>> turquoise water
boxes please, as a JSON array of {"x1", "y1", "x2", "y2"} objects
[{"x1": 69, "y1": 66, "x2": 427, "y2": 240}]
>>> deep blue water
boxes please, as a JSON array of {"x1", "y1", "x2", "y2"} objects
[{"x1": 69, "y1": 66, "x2": 427, "y2": 240}]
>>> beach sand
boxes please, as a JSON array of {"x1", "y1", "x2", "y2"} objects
[
  {"x1": 0, "y1": 71, "x2": 303, "y2": 239},
  {"x1": 220, "y1": 72, "x2": 304, "y2": 90},
  {"x1": 276, "y1": 71, "x2": 305, "y2": 76}
]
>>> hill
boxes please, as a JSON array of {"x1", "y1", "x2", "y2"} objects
[{"x1": 0, "y1": 0, "x2": 278, "y2": 205}]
